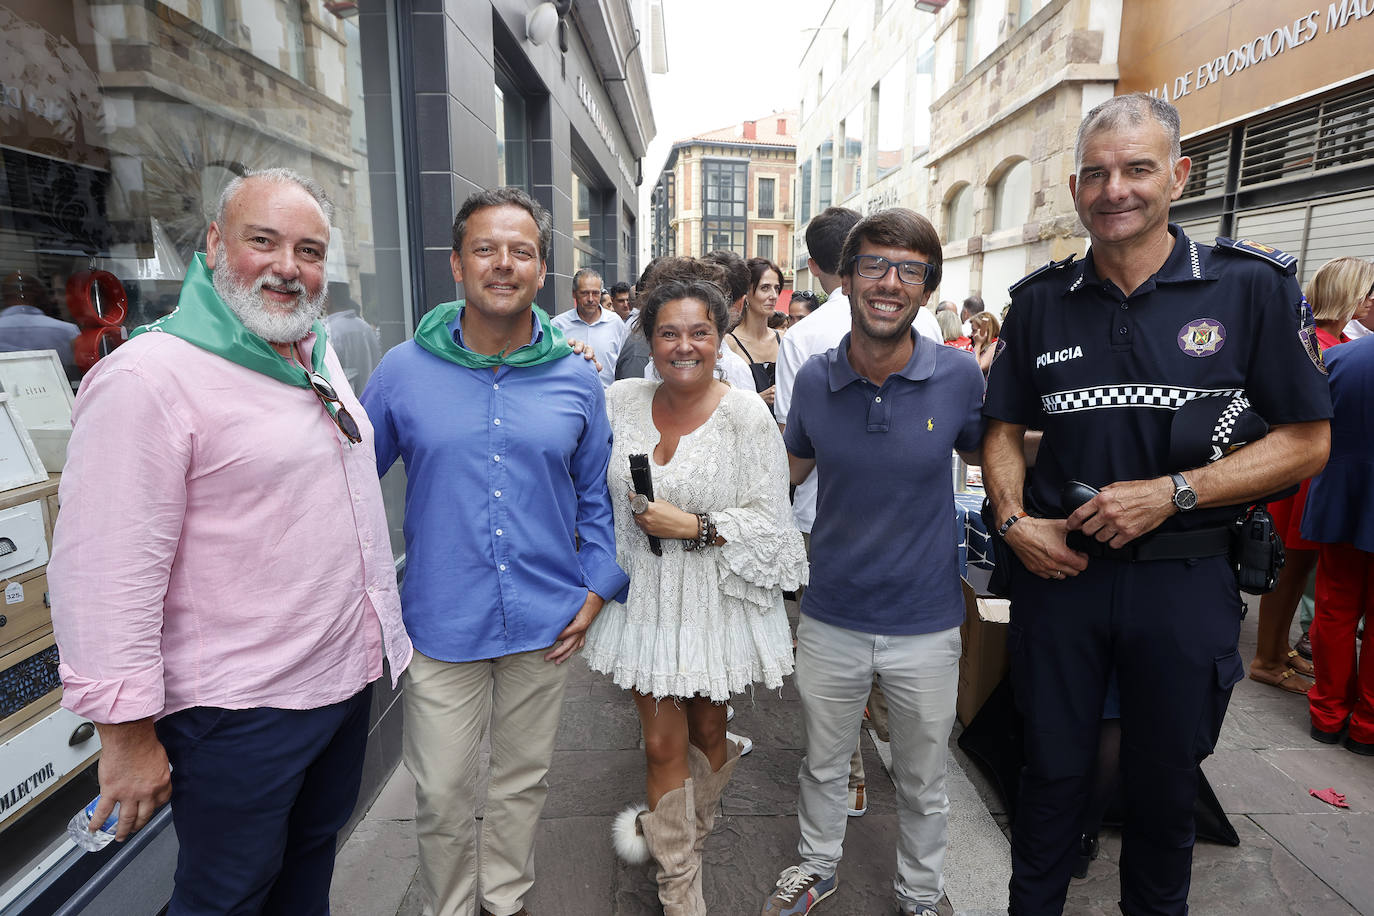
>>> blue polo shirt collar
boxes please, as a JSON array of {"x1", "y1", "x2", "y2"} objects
[
  {"x1": 826, "y1": 329, "x2": 938, "y2": 392},
  {"x1": 451, "y1": 308, "x2": 541, "y2": 349},
  {"x1": 1064, "y1": 224, "x2": 1208, "y2": 298}
]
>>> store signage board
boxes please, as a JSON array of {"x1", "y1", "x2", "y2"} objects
[
  {"x1": 0, "y1": 396, "x2": 49, "y2": 493},
  {"x1": 1117, "y1": 0, "x2": 1374, "y2": 131},
  {"x1": 0, "y1": 352, "x2": 74, "y2": 430}
]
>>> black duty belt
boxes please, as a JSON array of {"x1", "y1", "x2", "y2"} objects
[{"x1": 1067, "y1": 526, "x2": 1232, "y2": 563}]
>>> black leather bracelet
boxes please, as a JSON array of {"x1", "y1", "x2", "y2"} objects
[{"x1": 998, "y1": 511, "x2": 1028, "y2": 537}]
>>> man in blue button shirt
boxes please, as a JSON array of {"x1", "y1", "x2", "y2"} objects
[
  {"x1": 550, "y1": 267, "x2": 626, "y2": 388},
  {"x1": 362, "y1": 187, "x2": 628, "y2": 916},
  {"x1": 763, "y1": 208, "x2": 985, "y2": 916}
]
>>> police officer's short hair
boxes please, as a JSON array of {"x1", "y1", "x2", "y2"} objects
[
  {"x1": 838, "y1": 208, "x2": 943, "y2": 292},
  {"x1": 1075, "y1": 93, "x2": 1182, "y2": 171}
]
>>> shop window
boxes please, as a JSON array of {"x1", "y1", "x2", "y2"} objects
[
  {"x1": 992, "y1": 160, "x2": 1030, "y2": 231},
  {"x1": 701, "y1": 159, "x2": 747, "y2": 255},
  {"x1": 875, "y1": 59, "x2": 905, "y2": 180},
  {"x1": 758, "y1": 177, "x2": 775, "y2": 219},
  {"x1": 0, "y1": 0, "x2": 414, "y2": 888},
  {"x1": 495, "y1": 66, "x2": 530, "y2": 192},
  {"x1": 572, "y1": 166, "x2": 610, "y2": 274}
]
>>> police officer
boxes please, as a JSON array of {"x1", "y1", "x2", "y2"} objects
[{"x1": 981, "y1": 93, "x2": 1332, "y2": 915}]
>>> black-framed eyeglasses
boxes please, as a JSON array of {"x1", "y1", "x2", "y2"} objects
[
  {"x1": 308, "y1": 371, "x2": 363, "y2": 444},
  {"x1": 850, "y1": 254, "x2": 933, "y2": 286}
]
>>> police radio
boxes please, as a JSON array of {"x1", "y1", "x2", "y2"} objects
[{"x1": 1232, "y1": 504, "x2": 1285, "y2": 595}]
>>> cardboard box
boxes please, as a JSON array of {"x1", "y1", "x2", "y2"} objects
[{"x1": 957, "y1": 577, "x2": 1010, "y2": 727}]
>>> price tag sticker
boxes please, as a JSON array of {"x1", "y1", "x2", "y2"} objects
[{"x1": 5, "y1": 582, "x2": 23, "y2": 604}]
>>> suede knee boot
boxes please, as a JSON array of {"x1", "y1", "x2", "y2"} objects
[
  {"x1": 635, "y1": 780, "x2": 705, "y2": 916},
  {"x1": 686, "y1": 740, "x2": 741, "y2": 856}
]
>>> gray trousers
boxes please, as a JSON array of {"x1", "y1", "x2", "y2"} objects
[{"x1": 795, "y1": 614, "x2": 961, "y2": 909}]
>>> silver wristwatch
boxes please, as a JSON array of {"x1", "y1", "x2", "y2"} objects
[{"x1": 1170, "y1": 472, "x2": 1198, "y2": 512}]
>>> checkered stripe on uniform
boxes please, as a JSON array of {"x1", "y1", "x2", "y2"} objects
[
  {"x1": 1211, "y1": 395, "x2": 1250, "y2": 448},
  {"x1": 1042, "y1": 386, "x2": 1244, "y2": 414}
]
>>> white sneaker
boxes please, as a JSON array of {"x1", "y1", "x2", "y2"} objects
[
  {"x1": 726, "y1": 703, "x2": 735, "y2": 723},
  {"x1": 727, "y1": 731, "x2": 753, "y2": 756}
]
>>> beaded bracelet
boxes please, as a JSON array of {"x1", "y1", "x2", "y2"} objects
[{"x1": 681, "y1": 512, "x2": 717, "y2": 551}]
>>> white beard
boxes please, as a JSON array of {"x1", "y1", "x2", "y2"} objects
[{"x1": 212, "y1": 243, "x2": 327, "y2": 343}]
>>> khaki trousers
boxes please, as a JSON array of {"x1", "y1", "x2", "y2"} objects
[{"x1": 403, "y1": 647, "x2": 569, "y2": 916}]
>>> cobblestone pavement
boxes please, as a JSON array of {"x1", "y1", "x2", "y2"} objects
[{"x1": 332, "y1": 599, "x2": 1370, "y2": 915}]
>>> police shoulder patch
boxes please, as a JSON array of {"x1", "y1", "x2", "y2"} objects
[
  {"x1": 1008, "y1": 254, "x2": 1077, "y2": 296},
  {"x1": 1213, "y1": 236, "x2": 1298, "y2": 275}
]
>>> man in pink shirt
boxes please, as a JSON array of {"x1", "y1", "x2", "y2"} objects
[{"x1": 49, "y1": 168, "x2": 412, "y2": 916}]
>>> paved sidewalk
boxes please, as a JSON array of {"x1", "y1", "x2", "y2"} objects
[{"x1": 331, "y1": 602, "x2": 1370, "y2": 914}]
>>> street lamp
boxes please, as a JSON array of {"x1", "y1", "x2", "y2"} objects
[
  {"x1": 914, "y1": 0, "x2": 951, "y2": 11},
  {"x1": 526, "y1": 0, "x2": 572, "y2": 46}
]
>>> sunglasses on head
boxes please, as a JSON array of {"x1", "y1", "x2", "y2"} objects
[{"x1": 308, "y1": 371, "x2": 362, "y2": 444}]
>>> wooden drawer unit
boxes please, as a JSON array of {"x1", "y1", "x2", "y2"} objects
[
  {"x1": 0, "y1": 568, "x2": 50, "y2": 658},
  {"x1": 0, "y1": 704, "x2": 101, "y2": 833}
]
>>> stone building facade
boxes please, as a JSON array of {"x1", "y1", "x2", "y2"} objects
[
  {"x1": 793, "y1": 0, "x2": 1374, "y2": 314},
  {"x1": 926, "y1": 0, "x2": 1110, "y2": 315}
]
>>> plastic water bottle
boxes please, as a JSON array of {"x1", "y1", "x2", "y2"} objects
[{"x1": 66, "y1": 797, "x2": 119, "y2": 851}]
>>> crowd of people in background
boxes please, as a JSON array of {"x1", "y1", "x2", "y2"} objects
[{"x1": 44, "y1": 91, "x2": 1371, "y2": 916}]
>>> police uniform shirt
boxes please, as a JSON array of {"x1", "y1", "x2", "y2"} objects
[{"x1": 983, "y1": 225, "x2": 1332, "y2": 532}]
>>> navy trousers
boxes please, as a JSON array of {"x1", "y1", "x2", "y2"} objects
[
  {"x1": 155, "y1": 684, "x2": 374, "y2": 916},
  {"x1": 1005, "y1": 555, "x2": 1244, "y2": 916}
]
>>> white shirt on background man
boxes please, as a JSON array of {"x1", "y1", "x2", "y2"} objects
[{"x1": 551, "y1": 306, "x2": 627, "y2": 388}]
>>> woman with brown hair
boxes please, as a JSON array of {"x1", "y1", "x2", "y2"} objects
[{"x1": 725, "y1": 257, "x2": 785, "y2": 406}]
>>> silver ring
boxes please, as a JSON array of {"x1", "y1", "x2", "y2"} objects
[
  {"x1": 1054, "y1": 571, "x2": 1064, "y2": 579},
  {"x1": 630, "y1": 494, "x2": 649, "y2": 515}
]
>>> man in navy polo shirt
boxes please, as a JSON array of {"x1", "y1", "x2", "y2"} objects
[
  {"x1": 762, "y1": 208, "x2": 985, "y2": 916},
  {"x1": 983, "y1": 94, "x2": 1331, "y2": 915}
]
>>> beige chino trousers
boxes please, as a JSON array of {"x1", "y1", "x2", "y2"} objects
[{"x1": 403, "y1": 647, "x2": 569, "y2": 916}]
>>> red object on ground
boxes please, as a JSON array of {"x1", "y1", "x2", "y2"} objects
[{"x1": 1309, "y1": 788, "x2": 1349, "y2": 809}]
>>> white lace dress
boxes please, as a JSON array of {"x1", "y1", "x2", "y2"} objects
[{"x1": 584, "y1": 379, "x2": 807, "y2": 701}]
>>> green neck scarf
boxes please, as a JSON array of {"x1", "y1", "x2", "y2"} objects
[
  {"x1": 130, "y1": 252, "x2": 331, "y2": 389},
  {"x1": 413, "y1": 300, "x2": 572, "y2": 369}
]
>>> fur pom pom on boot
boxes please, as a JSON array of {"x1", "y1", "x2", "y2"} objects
[{"x1": 612, "y1": 802, "x2": 651, "y2": 864}]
